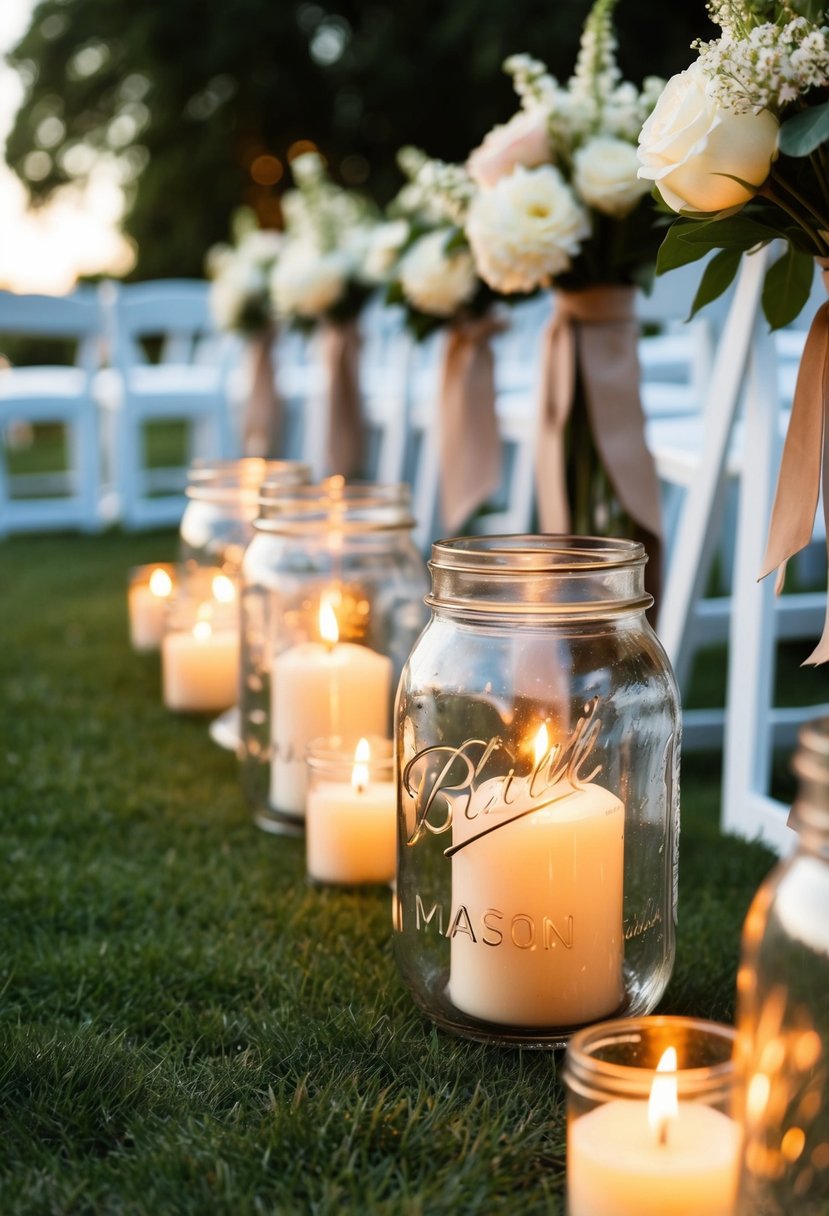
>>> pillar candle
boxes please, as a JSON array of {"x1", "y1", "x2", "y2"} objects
[
  {"x1": 128, "y1": 566, "x2": 175, "y2": 651},
  {"x1": 568, "y1": 1049, "x2": 740, "y2": 1216},
  {"x1": 162, "y1": 620, "x2": 239, "y2": 713},
  {"x1": 306, "y1": 739, "x2": 396, "y2": 884},
  {"x1": 448, "y1": 725, "x2": 625, "y2": 1028}
]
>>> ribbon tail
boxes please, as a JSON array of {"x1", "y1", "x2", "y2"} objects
[
  {"x1": 322, "y1": 321, "x2": 363, "y2": 477},
  {"x1": 760, "y1": 301, "x2": 829, "y2": 584},
  {"x1": 536, "y1": 311, "x2": 574, "y2": 534},
  {"x1": 804, "y1": 426, "x2": 829, "y2": 665},
  {"x1": 242, "y1": 328, "x2": 282, "y2": 457},
  {"x1": 439, "y1": 323, "x2": 502, "y2": 534}
]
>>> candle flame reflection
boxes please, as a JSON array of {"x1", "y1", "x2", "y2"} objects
[
  {"x1": 149, "y1": 568, "x2": 173, "y2": 598},
  {"x1": 352, "y1": 737, "x2": 370, "y2": 793},
  {"x1": 533, "y1": 724, "x2": 550, "y2": 767},
  {"x1": 193, "y1": 619, "x2": 213, "y2": 643},
  {"x1": 212, "y1": 574, "x2": 236, "y2": 604},
  {"x1": 320, "y1": 594, "x2": 339, "y2": 646},
  {"x1": 648, "y1": 1046, "x2": 679, "y2": 1146}
]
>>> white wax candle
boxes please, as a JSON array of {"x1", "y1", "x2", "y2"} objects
[
  {"x1": 306, "y1": 779, "x2": 397, "y2": 884},
  {"x1": 128, "y1": 570, "x2": 174, "y2": 651},
  {"x1": 162, "y1": 626, "x2": 239, "y2": 713},
  {"x1": 270, "y1": 642, "x2": 391, "y2": 816},
  {"x1": 568, "y1": 1099, "x2": 740, "y2": 1216},
  {"x1": 448, "y1": 774, "x2": 625, "y2": 1028}
]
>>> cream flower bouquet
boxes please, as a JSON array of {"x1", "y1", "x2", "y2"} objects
[
  {"x1": 410, "y1": 0, "x2": 667, "y2": 596},
  {"x1": 638, "y1": 0, "x2": 829, "y2": 661}
]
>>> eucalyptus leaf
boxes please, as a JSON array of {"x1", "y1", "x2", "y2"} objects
[
  {"x1": 761, "y1": 245, "x2": 815, "y2": 329},
  {"x1": 778, "y1": 101, "x2": 829, "y2": 158},
  {"x1": 689, "y1": 247, "x2": 743, "y2": 319},
  {"x1": 678, "y1": 215, "x2": 778, "y2": 248}
]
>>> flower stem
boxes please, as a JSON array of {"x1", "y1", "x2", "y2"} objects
[
  {"x1": 774, "y1": 173, "x2": 829, "y2": 242},
  {"x1": 761, "y1": 181, "x2": 827, "y2": 253}
]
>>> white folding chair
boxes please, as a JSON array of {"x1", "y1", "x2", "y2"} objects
[
  {"x1": 0, "y1": 288, "x2": 107, "y2": 535},
  {"x1": 98, "y1": 279, "x2": 236, "y2": 528},
  {"x1": 654, "y1": 247, "x2": 829, "y2": 851}
]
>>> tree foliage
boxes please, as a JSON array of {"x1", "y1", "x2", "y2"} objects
[{"x1": 5, "y1": 0, "x2": 712, "y2": 278}]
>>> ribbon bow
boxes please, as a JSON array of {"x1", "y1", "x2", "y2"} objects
[
  {"x1": 536, "y1": 286, "x2": 662, "y2": 598},
  {"x1": 439, "y1": 312, "x2": 508, "y2": 533}
]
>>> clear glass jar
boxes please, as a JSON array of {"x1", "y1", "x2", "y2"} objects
[
  {"x1": 393, "y1": 535, "x2": 680, "y2": 1047},
  {"x1": 127, "y1": 562, "x2": 177, "y2": 652},
  {"x1": 563, "y1": 1015, "x2": 739, "y2": 1216},
  {"x1": 179, "y1": 457, "x2": 309, "y2": 574},
  {"x1": 735, "y1": 717, "x2": 829, "y2": 1216},
  {"x1": 305, "y1": 735, "x2": 396, "y2": 886},
  {"x1": 240, "y1": 482, "x2": 429, "y2": 835},
  {"x1": 161, "y1": 567, "x2": 240, "y2": 714}
]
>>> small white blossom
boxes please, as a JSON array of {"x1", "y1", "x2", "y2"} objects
[{"x1": 398, "y1": 229, "x2": 478, "y2": 317}]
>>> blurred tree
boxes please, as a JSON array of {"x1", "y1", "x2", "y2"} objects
[{"x1": 5, "y1": 0, "x2": 713, "y2": 279}]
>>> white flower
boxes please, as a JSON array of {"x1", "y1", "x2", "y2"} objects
[
  {"x1": 637, "y1": 61, "x2": 779, "y2": 214},
  {"x1": 362, "y1": 220, "x2": 410, "y2": 283},
  {"x1": 466, "y1": 165, "x2": 590, "y2": 294},
  {"x1": 271, "y1": 242, "x2": 348, "y2": 319},
  {"x1": 397, "y1": 229, "x2": 478, "y2": 318},
  {"x1": 573, "y1": 136, "x2": 651, "y2": 218},
  {"x1": 209, "y1": 258, "x2": 270, "y2": 330}
]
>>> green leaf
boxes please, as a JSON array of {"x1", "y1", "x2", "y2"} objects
[
  {"x1": 655, "y1": 224, "x2": 713, "y2": 274},
  {"x1": 778, "y1": 101, "x2": 829, "y2": 158},
  {"x1": 761, "y1": 245, "x2": 815, "y2": 329},
  {"x1": 689, "y1": 247, "x2": 743, "y2": 318},
  {"x1": 677, "y1": 215, "x2": 778, "y2": 248}
]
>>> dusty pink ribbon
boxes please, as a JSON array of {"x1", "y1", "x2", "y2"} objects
[
  {"x1": 242, "y1": 326, "x2": 282, "y2": 457},
  {"x1": 536, "y1": 286, "x2": 663, "y2": 601},
  {"x1": 439, "y1": 313, "x2": 507, "y2": 533},
  {"x1": 319, "y1": 318, "x2": 363, "y2": 477},
  {"x1": 761, "y1": 259, "x2": 829, "y2": 665}
]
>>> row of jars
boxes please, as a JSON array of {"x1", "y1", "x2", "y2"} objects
[{"x1": 128, "y1": 457, "x2": 682, "y2": 1048}]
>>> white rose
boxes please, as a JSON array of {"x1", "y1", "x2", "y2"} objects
[
  {"x1": 466, "y1": 165, "x2": 590, "y2": 294},
  {"x1": 271, "y1": 242, "x2": 348, "y2": 319},
  {"x1": 573, "y1": 137, "x2": 652, "y2": 218},
  {"x1": 467, "y1": 107, "x2": 552, "y2": 189},
  {"x1": 209, "y1": 256, "x2": 270, "y2": 331},
  {"x1": 398, "y1": 229, "x2": 478, "y2": 318},
  {"x1": 637, "y1": 61, "x2": 779, "y2": 213}
]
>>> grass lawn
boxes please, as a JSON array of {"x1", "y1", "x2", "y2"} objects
[{"x1": 0, "y1": 529, "x2": 782, "y2": 1215}]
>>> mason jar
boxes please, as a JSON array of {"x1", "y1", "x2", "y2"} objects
[
  {"x1": 735, "y1": 717, "x2": 829, "y2": 1216},
  {"x1": 179, "y1": 457, "x2": 309, "y2": 573},
  {"x1": 240, "y1": 481, "x2": 428, "y2": 834},
  {"x1": 393, "y1": 535, "x2": 680, "y2": 1047}
]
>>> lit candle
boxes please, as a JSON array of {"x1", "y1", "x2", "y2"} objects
[
  {"x1": 162, "y1": 613, "x2": 239, "y2": 713},
  {"x1": 568, "y1": 1046, "x2": 740, "y2": 1216},
  {"x1": 128, "y1": 565, "x2": 175, "y2": 652},
  {"x1": 306, "y1": 737, "x2": 397, "y2": 884},
  {"x1": 448, "y1": 722, "x2": 625, "y2": 1028},
  {"x1": 270, "y1": 594, "x2": 392, "y2": 817}
]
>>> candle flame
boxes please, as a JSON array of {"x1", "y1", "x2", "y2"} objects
[
  {"x1": 319, "y1": 593, "x2": 339, "y2": 646},
  {"x1": 648, "y1": 1047, "x2": 679, "y2": 1146},
  {"x1": 193, "y1": 619, "x2": 213, "y2": 643},
  {"x1": 149, "y1": 568, "x2": 173, "y2": 598},
  {"x1": 211, "y1": 573, "x2": 235, "y2": 604},
  {"x1": 533, "y1": 724, "x2": 550, "y2": 767},
  {"x1": 351, "y1": 737, "x2": 370, "y2": 793}
]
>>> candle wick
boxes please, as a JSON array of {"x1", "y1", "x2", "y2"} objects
[{"x1": 657, "y1": 1118, "x2": 669, "y2": 1148}]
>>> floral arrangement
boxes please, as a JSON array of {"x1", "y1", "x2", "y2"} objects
[
  {"x1": 271, "y1": 152, "x2": 378, "y2": 327},
  {"x1": 637, "y1": 0, "x2": 829, "y2": 327},
  {"x1": 206, "y1": 215, "x2": 282, "y2": 334},
  {"x1": 406, "y1": 0, "x2": 665, "y2": 299}
]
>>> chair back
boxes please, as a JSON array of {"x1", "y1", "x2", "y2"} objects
[
  {"x1": 104, "y1": 279, "x2": 224, "y2": 370},
  {"x1": 0, "y1": 287, "x2": 104, "y2": 375}
]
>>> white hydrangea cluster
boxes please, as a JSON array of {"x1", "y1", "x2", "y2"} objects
[
  {"x1": 696, "y1": 17, "x2": 829, "y2": 113},
  {"x1": 207, "y1": 228, "x2": 282, "y2": 333}
]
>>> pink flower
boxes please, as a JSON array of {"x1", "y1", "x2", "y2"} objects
[{"x1": 467, "y1": 109, "x2": 551, "y2": 188}]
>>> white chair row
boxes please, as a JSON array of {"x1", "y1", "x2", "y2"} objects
[{"x1": 0, "y1": 280, "x2": 236, "y2": 535}]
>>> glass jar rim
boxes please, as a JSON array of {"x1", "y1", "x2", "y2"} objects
[
  {"x1": 791, "y1": 715, "x2": 829, "y2": 833},
  {"x1": 254, "y1": 480, "x2": 415, "y2": 533},
  {"x1": 430, "y1": 534, "x2": 646, "y2": 573},
  {"x1": 426, "y1": 534, "x2": 652, "y2": 620},
  {"x1": 185, "y1": 458, "x2": 310, "y2": 502},
  {"x1": 563, "y1": 1015, "x2": 736, "y2": 1102},
  {"x1": 306, "y1": 734, "x2": 393, "y2": 770}
]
